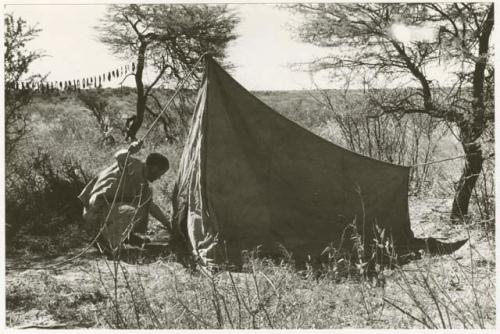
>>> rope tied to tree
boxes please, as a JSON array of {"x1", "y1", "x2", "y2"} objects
[{"x1": 409, "y1": 152, "x2": 494, "y2": 168}]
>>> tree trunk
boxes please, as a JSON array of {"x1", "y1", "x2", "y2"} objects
[
  {"x1": 450, "y1": 5, "x2": 493, "y2": 222},
  {"x1": 126, "y1": 42, "x2": 148, "y2": 141},
  {"x1": 450, "y1": 141, "x2": 483, "y2": 222}
]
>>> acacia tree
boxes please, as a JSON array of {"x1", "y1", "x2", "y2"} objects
[
  {"x1": 293, "y1": 3, "x2": 494, "y2": 221},
  {"x1": 97, "y1": 4, "x2": 239, "y2": 140},
  {"x1": 4, "y1": 13, "x2": 44, "y2": 158}
]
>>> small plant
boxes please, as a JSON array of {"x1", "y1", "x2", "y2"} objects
[{"x1": 6, "y1": 148, "x2": 89, "y2": 248}]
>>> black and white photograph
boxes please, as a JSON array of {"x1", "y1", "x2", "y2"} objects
[{"x1": 3, "y1": 1, "x2": 496, "y2": 329}]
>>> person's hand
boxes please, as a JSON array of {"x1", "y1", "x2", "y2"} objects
[
  {"x1": 159, "y1": 222, "x2": 173, "y2": 239},
  {"x1": 160, "y1": 222, "x2": 172, "y2": 234},
  {"x1": 165, "y1": 231, "x2": 175, "y2": 245},
  {"x1": 128, "y1": 140, "x2": 143, "y2": 154}
]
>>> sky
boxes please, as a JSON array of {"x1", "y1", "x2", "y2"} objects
[
  {"x1": 5, "y1": 3, "x2": 452, "y2": 91},
  {"x1": 5, "y1": 3, "x2": 334, "y2": 90}
]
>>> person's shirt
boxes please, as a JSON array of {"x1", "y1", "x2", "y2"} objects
[{"x1": 78, "y1": 149, "x2": 152, "y2": 210}]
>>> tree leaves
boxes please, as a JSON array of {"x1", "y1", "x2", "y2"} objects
[
  {"x1": 95, "y1": 4, "x2": 239, "y2": 140},
  {"x1": 4, "y1": 13, "x2": 45, "y2": 159}
]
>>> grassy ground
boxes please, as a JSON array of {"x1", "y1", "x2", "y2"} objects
[
  {"x1": 5, "y1": 89, "x2": 495, "y2": 329},
  {"x1": 5, "y1": 198, "x2": 495, "y2": 329}
]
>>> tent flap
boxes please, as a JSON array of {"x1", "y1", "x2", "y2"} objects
[{"x1": 173, "y1": 56, "x2": 439, "y2": 266}]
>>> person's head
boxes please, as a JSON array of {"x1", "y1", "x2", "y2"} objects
[{"x1": 144, "y1": 153, "x2": 169, "y2": 182}]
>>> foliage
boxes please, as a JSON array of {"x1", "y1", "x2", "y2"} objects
[
  {"x1": 6, "y1": 223, "x2": 495, "y2": 329},
  {"x1": 292, "y1": 3, "x2": 494, "y2": 221},
  {"x1": 307, "y1": 88, "x2": 451, "y2": 194},
  {"x1": 6, "y1": 148, "x2": 89, "y2": 246},
  {"x1": 4, "y1": 12, "x2": 45, "y2": 158},
  {"x1": 96, "y1": 4, "x2": 239, "y2": 140},
  {"x1": 5, "y1": 87, "x2": 494, "y2": 329},
  {"x1": 77, "y1": 90, "x2": 124, "y2": 146}
]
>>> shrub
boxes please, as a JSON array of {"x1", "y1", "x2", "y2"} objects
[{"x1": 6, "y1": 148, "x2": 89, "y2": 248}]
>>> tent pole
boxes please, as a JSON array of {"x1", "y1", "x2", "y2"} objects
[{"x1": 139, "y1": 52, "x2": 209, "y2": 142}]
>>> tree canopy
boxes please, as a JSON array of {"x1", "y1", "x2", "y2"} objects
[
  {"x1": 4, "y1": 13, "x2": 45, "y2": 158},
  {"x1": 292, "y1": 3, "x2": 494, "y2": 221},
  {"x1": 97, "y1": 4, "x2": 239, "y2": 140}
]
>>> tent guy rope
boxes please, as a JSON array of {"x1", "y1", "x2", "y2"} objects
[
  {"x1": 7, "y1": 53, "x2": 209, "y2": 271},
  {"x1": 8, "y1": 53, "x2": 479, "y2": 270},
  {"x1": 409, "y1": 152, "x2": 494, "y2": 168}
]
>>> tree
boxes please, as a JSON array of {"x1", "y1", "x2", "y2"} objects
[
  {"x1": 292, "y1": 3, "x2": 494, "y2": 221},
  {"x1": 78, "y1": 91, "x2": 120, "y2": 146},
  {"x1": 97, "y1": 4, "x2": 239, "y2": 141},
  {"x1": 4, "y1": 13, "x2": 44, "y2": 158}
]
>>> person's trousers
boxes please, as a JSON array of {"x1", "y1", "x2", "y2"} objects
[{"x1": 82, "y1": 202, "x2": 149, "y2": 251}]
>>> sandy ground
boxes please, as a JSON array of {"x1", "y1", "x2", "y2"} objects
[{"x1": 5, "y1": 198, "x2": 495, "y2": 329}]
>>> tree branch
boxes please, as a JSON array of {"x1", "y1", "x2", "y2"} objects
[{"x1": 145, "y1": 57, "x2": 169, "y2": 96}]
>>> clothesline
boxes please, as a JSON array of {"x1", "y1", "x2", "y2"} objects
[
  {"x1": 6, "y1": 53, "x2": 209, "y2": 271},
  {"x1": 5, "y1": 62, "x2": 136, "y2": 92}
]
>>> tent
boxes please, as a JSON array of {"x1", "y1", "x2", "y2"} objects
[{"x1": 172, "y1": 56, "x2": 465, "y2": 267}]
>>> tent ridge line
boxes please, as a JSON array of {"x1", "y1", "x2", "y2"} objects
[{"x1": 210, "y1": 59, "x2": 410, "y2": 171}]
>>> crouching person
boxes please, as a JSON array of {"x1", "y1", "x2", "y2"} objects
[{"x1": 78, "y1": 140, "x2": 171, "y2": 252}]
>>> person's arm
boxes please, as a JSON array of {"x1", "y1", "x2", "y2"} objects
[
  {"x1": 149, "y1": 202, "x2": 172, "y2": 232},
  {"x1": 114, "y1": 140, "x2": 143, "y2": 168}
]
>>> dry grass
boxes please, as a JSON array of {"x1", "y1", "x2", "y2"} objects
[
  {"x1": 5, "y1": 89, "x2": 495, "y2": 329},
  {"x1": 6, "y1": 197, "x2": 495, "y2": 329}
]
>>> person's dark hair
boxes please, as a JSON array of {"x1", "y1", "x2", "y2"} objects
[{"x1": 146, "y1": 153, "x2": 169, "y2": 171}]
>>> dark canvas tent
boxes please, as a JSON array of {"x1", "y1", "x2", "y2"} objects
[{"x1": 172, "y1": 56, "x2": 465, "y2": 267}]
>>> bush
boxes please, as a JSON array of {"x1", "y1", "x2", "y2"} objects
[{"x1": 6, "y1": 148, "x2": 89, "y2": 248}]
